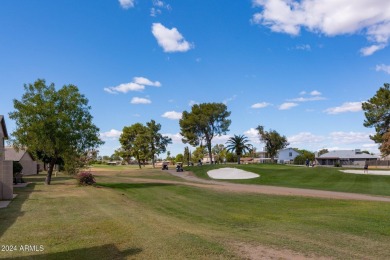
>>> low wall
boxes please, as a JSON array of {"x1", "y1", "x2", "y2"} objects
[
  {"x1": 1, "y1": 160, "x2": 13, "y2": 200},
  {"x1": 367, "y1": 160, "x2": 390, "y2": 168}
]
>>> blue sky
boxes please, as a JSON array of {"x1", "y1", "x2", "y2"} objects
[{"x1": 1, "y1": 0, "x2": 390, "y2": 157}]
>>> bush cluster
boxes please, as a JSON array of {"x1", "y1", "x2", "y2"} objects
[
  {"x1": 76, "y1": 171, "x2": 96, "y2": 186},
  {"x1": 13, "y1": 161, "x2": 23, "y2": 174}
]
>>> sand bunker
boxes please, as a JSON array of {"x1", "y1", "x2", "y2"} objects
[{"x1": 207, "y1": 167, "x2": 259, "y2": 179}]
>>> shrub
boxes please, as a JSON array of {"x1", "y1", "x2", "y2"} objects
[
  {"x1": 76, "y1": 171, "x2": 96, "y2": 186},
  {"x1": 13, "y1": 161, "x2": 23, "y2": 174}
]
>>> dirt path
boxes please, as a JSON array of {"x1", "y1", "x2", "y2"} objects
[{"x1": 126, "y1": 170, "x2": 390, "y2": 202}]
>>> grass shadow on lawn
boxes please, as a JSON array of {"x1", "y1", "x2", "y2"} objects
[
  {"x1": 24, "y1": 174, "x2": 74, "y2": 184},
  {"x1": 8, "y1": 244, "x2": 142, "y2": 260},
  {"x1": 0, "y1": 183, "x2": 36, "y2": 238},
  {"x1": 0, "y1": 173, "x2": 75, "y2": 237},
  {"x1": 98, "y1": 182, "x2": 176, "y2": 190}
]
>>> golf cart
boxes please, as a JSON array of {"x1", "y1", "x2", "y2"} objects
[
  {"x1": 176, "y1": 162, "x2": 184, "y2": 172},
  {"x1": 162, "y1": 161, "x2": 169, "y2": 170}
]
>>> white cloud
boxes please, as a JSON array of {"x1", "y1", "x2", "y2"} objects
[
  {"x1": 104, "y1": 77, "x2": 160, "y2": 94},
  {"x1": 329, "y1": 131, "x2": 371, "y2": 144},
  {"x1": 104, "y1": 83, "x2": 144, "y2": 94},
  {"x1": 244, "y1": 128, "x2": 261, "y2": 144},
  {"x1": 324, "y1": 102, "x2": 362, "y2": 114},
  {"x1": 376, "y1": 64, "x2": 390, "y2": 74},
  {"x1": 163, "y1": 133, "x2": 183, "y2": 144},
  {"x1": 162, "y1": 111, "x2": 182, "y2": 120},
  {"x1": 153, "y1": 0, "x2": 164, "y2": 7},
  {"x1": 252, "y1": 0, "x2": 390, "y2": 55},
  {"x1": 118, "y1": 0, "x2": 134, "y2": 9},
  {"x1": 251, "y1": 102, "x2": 271, "y2": 109},
  {"x1": 100, "y1": 129, "x2": 122, "y2": 140},
  {"x1": 131, "y1": 97, "x2": 152, "y2": 104},
  {"x1": 360, "y1": 44, "x2": 386, "y2": 56},
  {"x1": 223, "y1": 95, "x2": 237, "y2": 105},
  {"x1": 212, "y1": 134, "x2": 232, "y2": 145},
  {"x1": 151, "y1": 0, "x2": 171, "y2": 17},
  {"x1": 288, "y1": 96, "x2": 325, "y2": 102},
  {"x1": 362, "y1": 143, "x2": 378, "y2": 148},
  {"x1": 150, "y1": 8, "x2": 161, "y2": 17},
  {"x1": 103, "y1": 88, "x2": 118, "y2": 94},
  {"x1": 310, "y1": 90, "x2": 321, "y2": 96},
  {"x1": 288, "y1": 90, "x2": 325, "y2": 102},
  {"x1": 279, "y1": 102, "x2": 298, "y2": 110},
  {"x1": 133, "y1": 77, "x2": 161, "y2": 87},
  {"x1": 294, "y1": 44, "x2": 311, "y2": 51},
  {"x1": 288, "y1": 132, "x2": 326, "y2": 145},
  {"x1": 152, "y1": 23, "x2": 193, "y2": 53},
  {"x1": 285, "y1": 131, "x2": 378, "y2": 153}
]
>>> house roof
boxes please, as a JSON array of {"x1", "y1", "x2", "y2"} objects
[
  {"x1": 0, "y1": 115, "x2": 8, "y2": 139},
  {"x1": 4, "y1": 147, "x2": 32, "y2": 161},
  {"x1": 278, "y1": 147, "x2": 300, "y2": 153},
  {"x1": 317, "y1": 150, "x2": 378, "y2": 160}
]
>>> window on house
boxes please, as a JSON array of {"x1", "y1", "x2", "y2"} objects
[{"x1": 289, "y1": 152, "x2": 292, "y2": 157}]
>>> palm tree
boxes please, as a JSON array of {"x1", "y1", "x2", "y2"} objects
[{"x1": 225, "y1": 135, "x2": 251, "y2": 164}]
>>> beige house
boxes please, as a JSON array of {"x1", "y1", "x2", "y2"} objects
[
  {"x1": 5, "y1": 147, "x2": 38, "y2": 175},
  {"x1": 0, "y1": 115, "x2": 13, "y2": 200}
]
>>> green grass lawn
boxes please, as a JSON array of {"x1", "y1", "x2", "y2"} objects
[
  {"x1": 1, "y1": 168, "x2": 390, "y2": 259},
  {"x1": 188, "y1": 164, "x2": 390, "y2": 196}
]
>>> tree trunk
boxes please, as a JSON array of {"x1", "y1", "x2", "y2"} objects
[
  {"x1": 45, "y1": 159, "x2": 56, "y2": 185},
  {"x1": 151, "y1": 154, "x2": 155, "y2": 168},
  {"x1": 137, "y1": 156, "x2": 142, "y2": 169},
  {"x1": 206, "y1": 139, "x2": 213, "y2": 164},
  {"x1": 237, "y1": 155, "x2": 241, "y2": 164}
]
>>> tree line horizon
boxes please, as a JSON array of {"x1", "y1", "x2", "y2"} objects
[{"x1": 7, "y1": 79, "x2": 390, "y2": 183}]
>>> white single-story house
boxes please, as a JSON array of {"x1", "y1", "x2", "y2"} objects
[
  {"x1": 276, "y1": 148, "x2": 300, "y2": 164},
  {"x1": 0, "y1": 115, "x2": 13, "y2": 200},
  {"x1": 316, "y1": 149, "x2": 378, "y2": 167},
  {"x1": 5, "y1": 147, "x2": 38, "y2": 175},
  {"x1": 202, "y1": 155, "x2": 217, "y2": 164}
]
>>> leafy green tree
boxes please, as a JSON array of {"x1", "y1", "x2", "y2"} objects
[
  {"x1": 317, "y1": 149, "x2": 329, "y2": 157},
  {"x1": 256, "y1": 125, "x2": 289, "y2": 162},
  {"x1": 191, "y1": 146, "x2": 207, "y2": 164},
  {"x1": 293, "y1": 149, "x2": 315, "y2": 165},
  {"x1": 114, "y1": 148, "x2": 132, "y2": 164},
  {"x1": 119, "y1": 123, "x2": 149, "y2": 169},
  {"x1": 9, "y1": 79, "x2": 103, "y2": 185},
  {"x1": 362, "y1": 83, "x2": 390, "y2": 147},
  {"x1": 225, "y1": 135, "x2": 251, "y2": 164},
  {"x1": 226, "y1": 151, "x2": 237, "y2": 163},
  {"x1": 146, "y1": 120, "x2": 172, "y2": 168},
  {"x1": 180, "y1": 103, "x2": 231, "y2": 164},
  {"x1": 212, "y1": 144, "x2": 226, "y2": 163},
  {"x1": 110, "y1": 153, "x2": 121, "y2": 161},
  {"x1": 13, "y1": 161, "x2": 23, "y2": 174},
  {"x1": 175, "y1": 153, "x2": 184, "y2": 163},
  {"x1": 184, "y1": 146, "x2": 191, "y2": 166}
]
